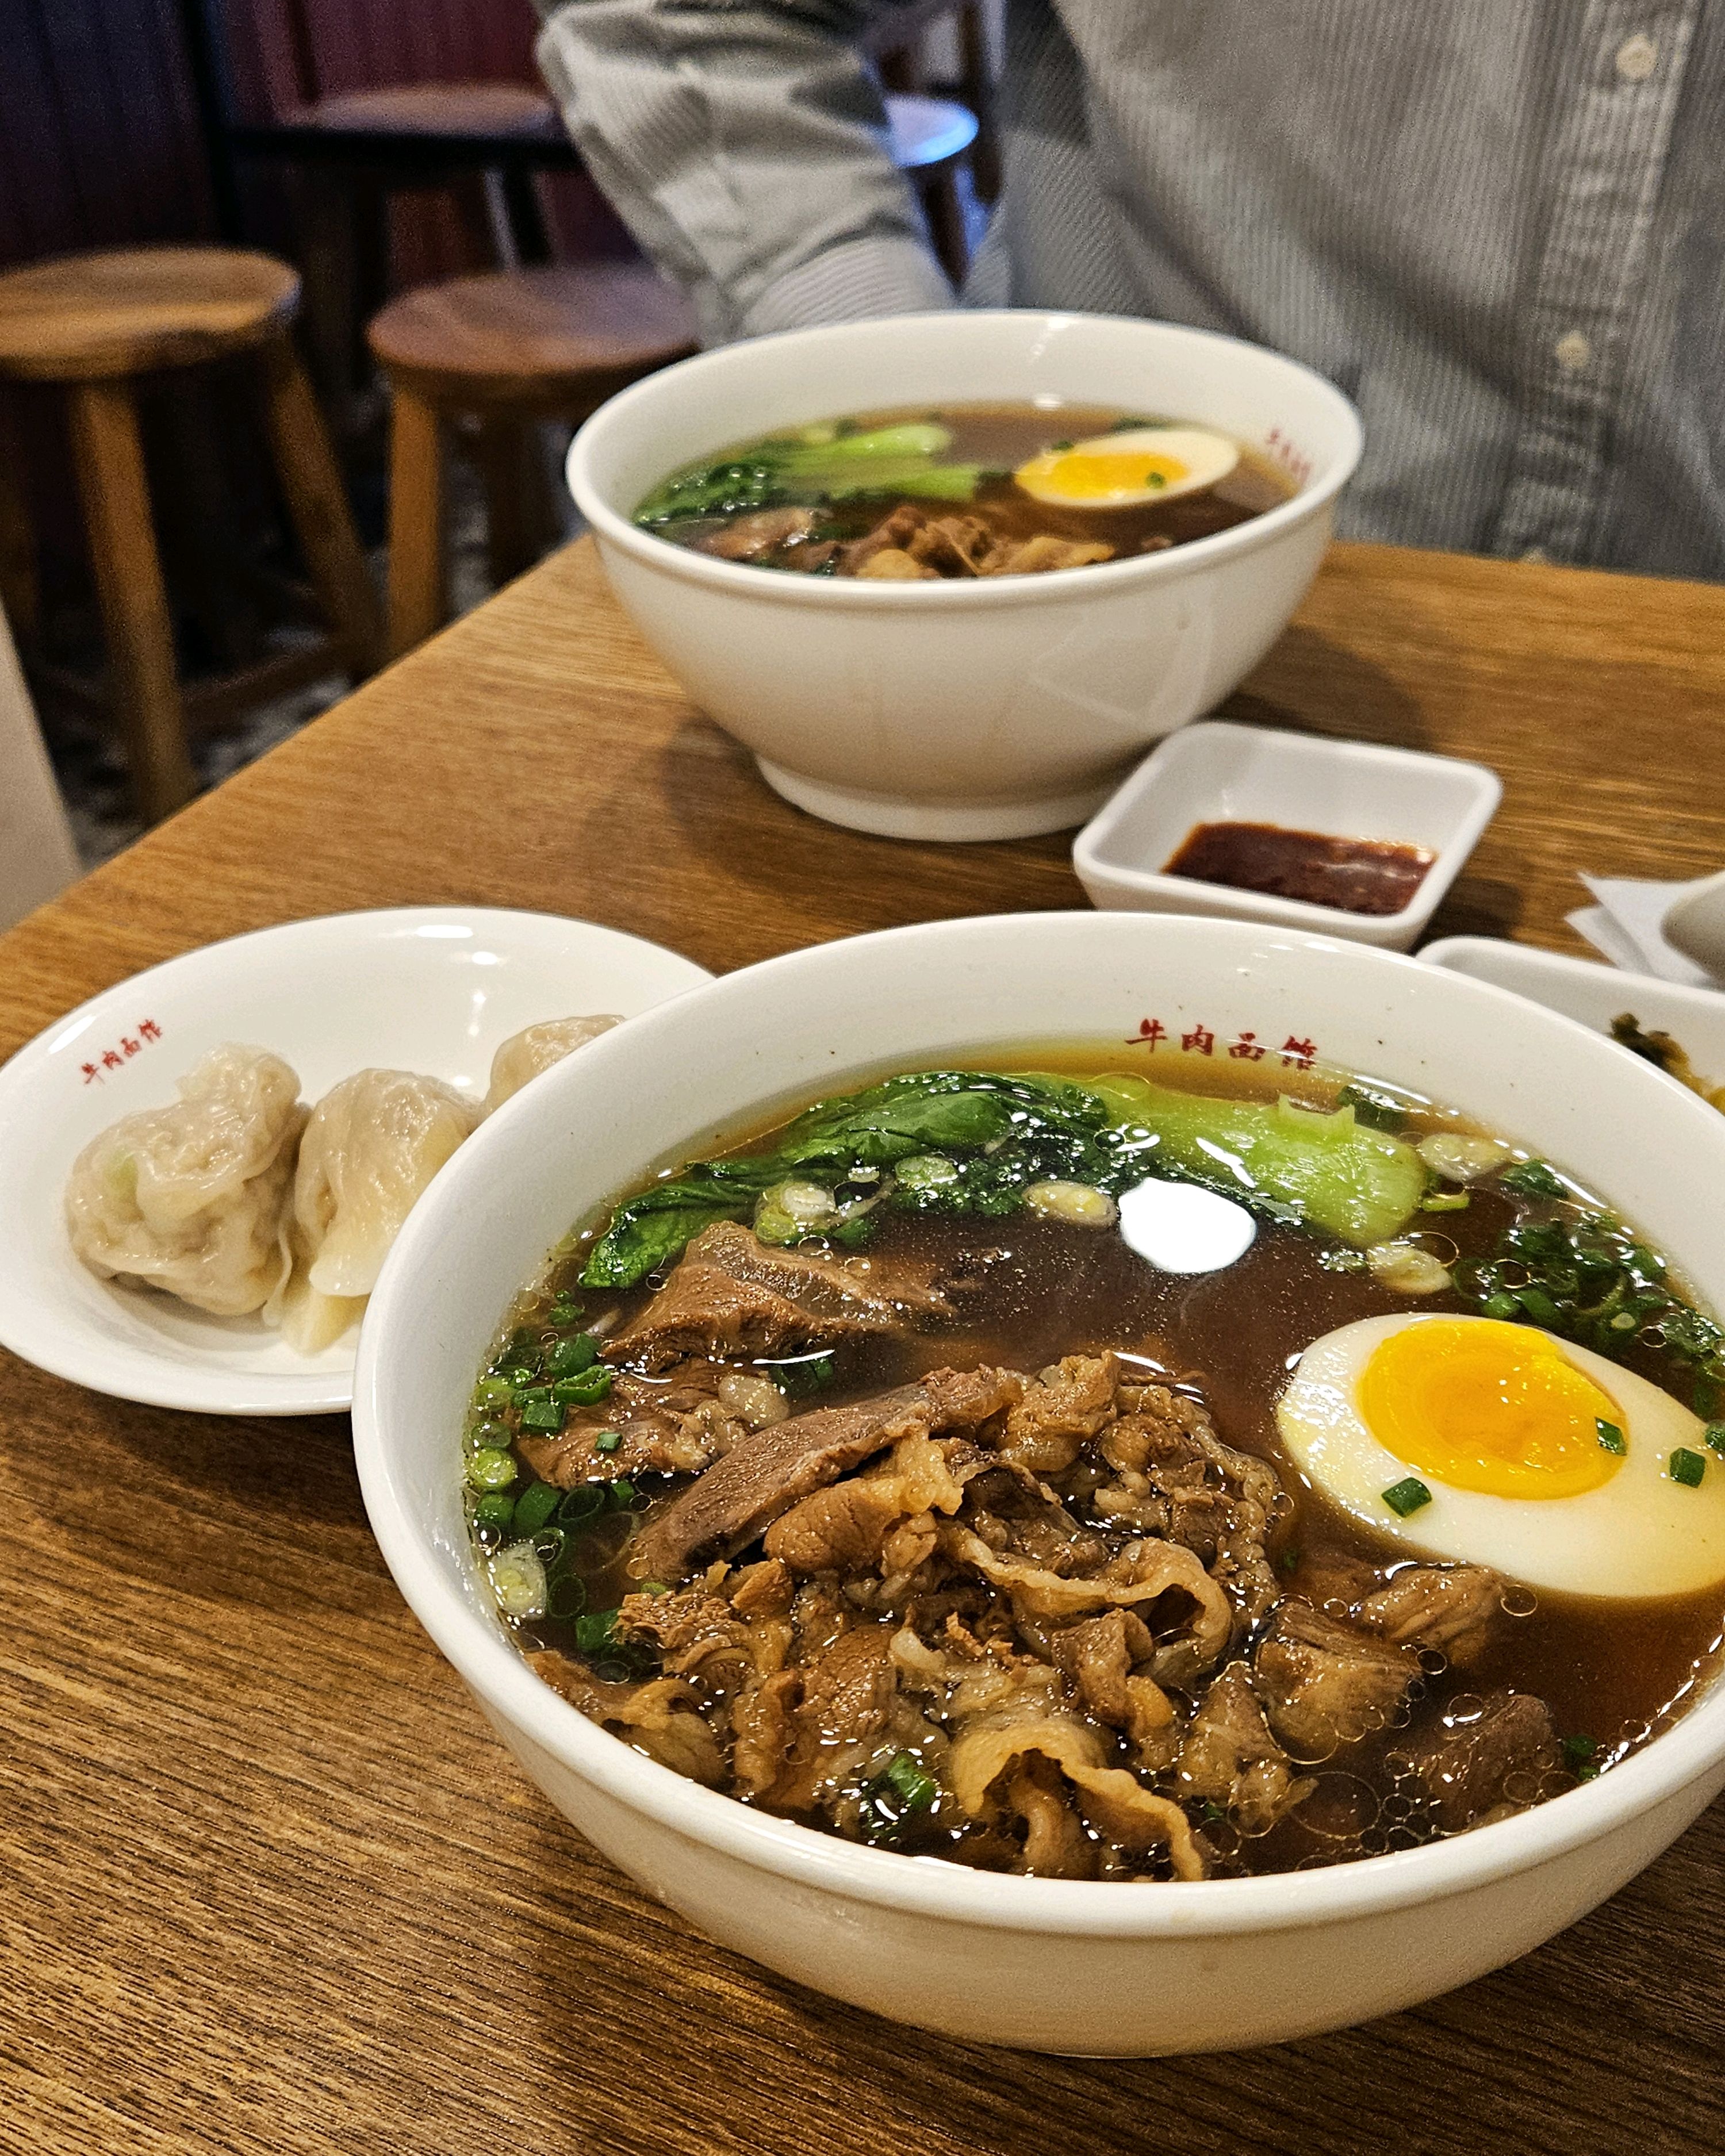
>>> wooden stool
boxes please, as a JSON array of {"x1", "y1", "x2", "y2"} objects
[
  {"x1": 0, "y1": 247, "x2": 382, "y2": 824},
  {"x1": 367, "y1": 262, "x2": 696, "y2": 658}
]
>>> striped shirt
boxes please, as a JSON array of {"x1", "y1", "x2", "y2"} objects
[{"x1": 535, "y1": 0, "x2": 1725, "y2": 576}]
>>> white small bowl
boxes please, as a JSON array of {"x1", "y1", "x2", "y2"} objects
[
  {"x1": 0, "y1": 908, "x2": 711, "y2": 1416},
  {"x1": 566, "y1": 312, "x2": 1362, "y2": 842},
  {"x1": 354, "y1": 912, "x2": 1725, "y2": 2055},
  {"x1": 1072, "y1": 721, "x2": 1501, "y2": 950},
  {"x1": 1663, "y1": 868, "x2": 1725, "y2": 984},
  {"x1": 1421, "y1": 937, "x2": 1725, "y2": 1086}
]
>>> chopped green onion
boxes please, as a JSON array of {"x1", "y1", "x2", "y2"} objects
[
  {"x1": 1481, "y1": 1291, "x2": 1520, "y2": 1321},
  {"x1": 768, "y1": 1350, "x2": 838, "y2": 1399},
  {"x1": 1420, "y1": 1190, "x2": 1470, "y2": 1213},
  {"x1": 1382, "y1": 1476, "x2": 1432, "y2": 1517},
  {"x1": 558, "y1": 1483, "x2": 607, "y2": 1524},
  {"x1": 547, "y1": 1572, "x2": 588, "y2": 1620},
  {"x1": 1200, "y1": 1798, "x2": 1226, "y2": 1824},
  {"x1": 1596, "y1": 1418, "x2": 1627, "y2": 1456},
  {"x1": 1705, "y1": 1422, "x2": 1725, "y2": 1459},
  {"x1": 882, "y1": 1752, "x2": 938, "y2": 1813},
  {"x1": 1669, "y1": 1447, "x2": 1707, "y2": 1487},
  {"x1": 594, "y1": 1430, "x2": 622, "y2": 1455},
  {"x1": 471, "y1": 1491, "x2": 516, "y2": 1533},
  {"x1": 553, "y1": 1365, "x2": 613, "y2": 1405},
  {"x1": 575, "y1": 1609, "x2": 619, "y2": 1654},
  {"x1": 1499, "y1": 1159, "x2": 1566, "y2": 1199},
  {"x1": 609, "y1": 1479, "x2": 637, "y2": 1507},
  {"x1": 473, "y1": 1375, "x2": 513, "y2": 1406},
  {"x1": 511, "y1": 1480, "x2": 561, "y2": 1534},
  {"x1": 466, "y1": 1447, "x2": 518, "y2": 1491},
  {"x1": 1561, "y1": 1733, "x2": 1599, "y2": 1780},
  {"x1": 547, "y1": 1333, "x2": 599, "y2": 1378},
  {"x1": 519, "y1": 1398, "x2": 567, "y2": 1434}
]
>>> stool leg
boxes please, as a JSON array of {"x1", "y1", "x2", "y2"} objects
[
  {"x1": 67, "y1": 379, "x2": 197, "y2": 824},
  {"x1": 476, "y1": 413, "x2": 548, "y2": 592},
  {"x1": 385, "y1": 382, "x2": 446, "y2": 659},
  {"x1": 960, "y1": 2, "x2": 1001, "y2": 202},
  {"x1": 260, "y1": 337, "x2": 384, "y2": 677},
  {"x1": 0, "y1": 393, "x2": 41, "y2": 647}
]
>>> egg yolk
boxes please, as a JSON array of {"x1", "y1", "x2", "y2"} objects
[
  {"x1": 1014, "y1": 449, "x2": 1189, "y2": 503},
  {"x1": 1357, "y1": 1319, "x2": 1625, "y2": 1500}
]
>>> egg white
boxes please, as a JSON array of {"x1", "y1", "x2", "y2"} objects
[
  {"x1": 1013, "y1": 426, "x2": 1240, "y2": 509},
  {"x1": 1277, "y1": 1311, "x2": 1725, "y2": 1599}
]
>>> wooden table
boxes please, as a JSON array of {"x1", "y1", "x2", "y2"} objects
[{"x1": 4, "y1": 540, "x2": 1723, "y2": 2155}]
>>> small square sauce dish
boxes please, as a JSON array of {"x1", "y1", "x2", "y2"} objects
[{"x1": 1072, "y1": 720, "x2": 1502, "y2": 950}]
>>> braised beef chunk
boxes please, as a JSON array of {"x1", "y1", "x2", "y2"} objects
[
  {"x1": 631, "y1": 1364, "x2": 1023, "y2": 1580},
  {"x1": 1175, "y1": 1661, "x2": 1313, "y2": 1833},
  {"x1": 1254, "y1": 1601, "x2": 1419, "y2": 1759},
  {"x1": 692, "y1": 506, "x2": 821, "y2": 561},
  {"x1": 1405, "y1": 1691, "x2": 1563, "y2": 1830},
  {"x1": 602, "y1": 1222, "x2": 965, "y2": 1372},
  {"x1": 1355, "y1": 1564, "x2": 1505, "y2": 1670}
]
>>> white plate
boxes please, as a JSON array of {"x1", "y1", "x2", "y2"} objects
[
  {"x1": 1419, "y1": 937, "x2": 1725, "y2": 1098},
  {"x1": 0, "y1": 908, "x2": 712, "y2": 1417}
]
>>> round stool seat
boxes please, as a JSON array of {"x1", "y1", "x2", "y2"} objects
[
  {"x1": 0, "y1": 247, "x2": 299, "y2": 383},
  {"x1": 289, "y1": 82, "x2": 569, "y2": 148},
  {"x1": 366, "y1": 262, "x2": 696, "y2": 406},
  {"x1": 886, "y1": 93, "x2": 980, "y2": 175}
]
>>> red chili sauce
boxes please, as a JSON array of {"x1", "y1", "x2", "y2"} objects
[{"x1": 1164, "y1": 821, "x2": 1435, "y2": 916}]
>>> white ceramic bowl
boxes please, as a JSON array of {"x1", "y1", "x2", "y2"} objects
[
  {"x1": 1663, "y1": 868, "x2": 1725, "y2": 984},
  {"x1": 1074, "y1": 721, "x2": 1501, "y2": 949},
  {"x1": 0, "y1": 908, "x2": 711, "y2": 1416},
  {"x1": 566, "y1": 313, "x2": 1363, "y2": 842},
  {"x1": 352, "y1": 913, "x2": 1725, "y2": 2054}
]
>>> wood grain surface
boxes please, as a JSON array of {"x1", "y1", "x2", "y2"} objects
[{"x1": 2, "y1": 538, "x2": 1723, "y2": 2156}]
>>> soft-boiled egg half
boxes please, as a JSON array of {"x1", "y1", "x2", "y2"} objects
[
  {"x1": 1013, "y1": 426, "x2": 1240, "y2": 509},
  {"x1": 1277, "y1": 1313, "x2": 1725, "y2": 1598}
]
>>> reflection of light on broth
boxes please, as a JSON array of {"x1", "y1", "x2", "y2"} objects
[
  {"x1": 1014, "y1": 425, "x2": 1241, "y2": 508},
  {"x1": 1279, "y1": 1313, "x2": 1725, "y2": 1598}
]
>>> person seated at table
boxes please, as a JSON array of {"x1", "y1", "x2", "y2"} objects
[{"x1": 532, "y1": 0, "x2": 1725, "y2": 581}]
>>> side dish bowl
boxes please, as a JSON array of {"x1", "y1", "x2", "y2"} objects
[
  {"x1": 566, "y1": 312, "x2": 1362, "y2": 841},
  {"x1": 352, "y1": 913, "x2": 1725, "y2": 2054}
]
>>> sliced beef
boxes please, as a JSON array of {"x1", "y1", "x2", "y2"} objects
[
  {"x1": 693, "y1": 506, "x2": 820, "y2": 561},
  {"x1": 602, "y1": 1221, "x2": 964, "y2": 1373},
  {"x1": 998, "y1": 1352, "x2": 1120, "y2": 1474},
  {"x1": 1405, "y1": 1690, "x2": 1563, "y2": 1830},
  {"x1": 799, "y1": 1623, "x2": 898, "y2": 1745},
  {"x1": 631, "y1": 1363, "x2": 1024, "y2": 1580},
  {"x1": 1049, "y1": 1607, "x2": 1180, "y2": 1770},
  {"x1": 1254, "y1": 1600, "x2": 1418, "y2": 1759},
  {"x1": 839, "y1": 502, "x2": 929, "y2": 573},
  {"x1": 1175, "y1": 1660, "x2": 1313, "y2": 1833},
  {"x1": 518, "y1": 1369, "x2": 738, "y2": 1487},
  {"x1": 906, "y1": 514, "x2": 993, "y2": 576},
  {"x1": 1356, "y1": 1564, "x2": 1506, "y2": 1670},
  {"x1": 527, "y1": 1654, "x2": 725, "y2": 1785},
  {"x1": 980, "y1": 535, "x2": 1114, "y2": 575},
  {"x1": 1097, "y1": 1382, "x2": 1288, "y2": 1621}
]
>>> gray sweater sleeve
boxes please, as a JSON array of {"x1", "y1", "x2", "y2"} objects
[{"x1": 534, "y1": 0, "x2": 956, "y2": 344}]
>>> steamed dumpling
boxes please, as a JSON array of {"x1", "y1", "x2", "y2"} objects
[
  {"x1": 64, "y1": 1044, "x2": 306, "y2": 1316},
  {"x1": 483, "y1": 1014, "x2": 622, "y2": 1115},
  {"x1": 277, "y1": 1069, "x2": 480, "y2": 1351}
]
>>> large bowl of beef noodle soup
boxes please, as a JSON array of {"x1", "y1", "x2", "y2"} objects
[
  {"x1": 352, "y1": 915, "x2": 1725, "y2": 2054},
  {"x1": 565, "y1": 312, "x2": 1361, "y2": 841}
]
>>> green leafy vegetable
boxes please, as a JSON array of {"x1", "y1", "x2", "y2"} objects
[
  {"x1": 1498, "y1": 1158, "x2": 1567, "y2": 1199},
  {"x1": 633, "y1": 420, "x2": 986, "y2": 527},
  {"x1": 579, "y1": 1067, "x2": 1431, "y2": 1288},
  {"x1": 1337, "y1": 1081, "x2": 1407, "y2": 1133},
  {"x1": 1086, "y1": 1075, "x2": 1429, "y2": 1246}
]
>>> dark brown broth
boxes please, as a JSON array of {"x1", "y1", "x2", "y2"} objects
[{"x1": 480, "y1": 1056, "x2": 1725, "y2": 1875}]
